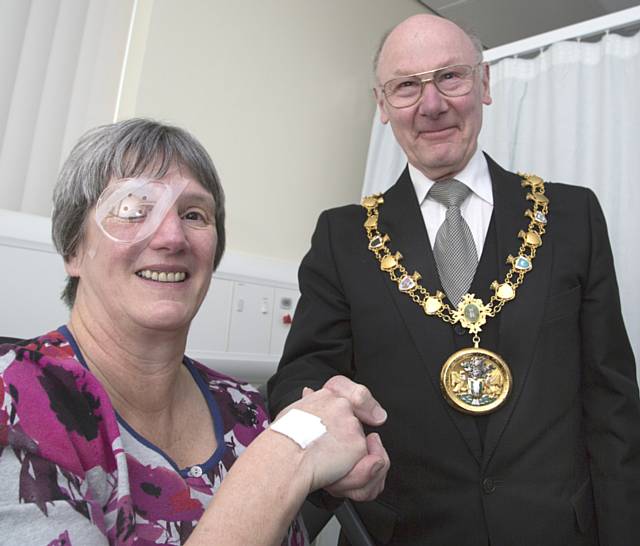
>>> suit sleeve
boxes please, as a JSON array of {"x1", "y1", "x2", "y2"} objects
[
  {"x1": 267, "y1": 210, "x2": 355, "y2": 418},
  {"x1": 579, "y1": 189, "x2": 640, "y2": 541}
]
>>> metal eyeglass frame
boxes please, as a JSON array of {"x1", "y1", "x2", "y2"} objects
[{"x1": 380, "y1": 62, "x2": 482, "y2": 108}]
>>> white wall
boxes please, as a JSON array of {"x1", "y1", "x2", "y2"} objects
[{"x1": 120, "y1": 0, "x2": 425, "y2": 263}]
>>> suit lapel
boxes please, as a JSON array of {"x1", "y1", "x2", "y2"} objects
[
  {"x1": 481, "y1": 156, "x2": 553, "y2": 469},
  {"x1": 378, "y1": 169, "x2": 483, "y2": 462}
]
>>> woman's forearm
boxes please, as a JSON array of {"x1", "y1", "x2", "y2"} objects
[{"x1": 186, "y1": 429, "x2": 310, "y2": 546}]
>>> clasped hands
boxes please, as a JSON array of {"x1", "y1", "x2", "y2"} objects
[{"x1": 277, "y1": 376, "x2": 390, "y2": 502}]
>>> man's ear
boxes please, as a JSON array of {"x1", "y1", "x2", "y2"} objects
[
  {"x1": 481, "y1": 63, "x2": 492, "y2": 106},
  {"x1": 373, "y1": 87, "x2": 390, "y2": 124}
]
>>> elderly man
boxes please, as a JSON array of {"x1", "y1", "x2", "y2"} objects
[{"x1": 268, "y1": 14, "x2": 640, "y2": 546}]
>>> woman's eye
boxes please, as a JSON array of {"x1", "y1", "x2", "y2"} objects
[{"x1": 182, "y1": 209, "x2": 211, "y2": 226}]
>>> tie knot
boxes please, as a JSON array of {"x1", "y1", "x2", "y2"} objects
[{"x1": 428, "y1": 179, "x2": 471, "y2": 209}]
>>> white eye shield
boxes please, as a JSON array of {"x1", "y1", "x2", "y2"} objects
[{"x1": 94, "y1": 177, "x2": 190, "y2": 245}]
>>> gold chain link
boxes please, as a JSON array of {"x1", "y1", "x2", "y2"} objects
[{"x1": 361, "y1": 173, "x2": 549, "y2": 337}]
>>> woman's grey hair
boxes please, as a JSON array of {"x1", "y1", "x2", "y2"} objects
[{"x1": 52, "y1": 118, "x2": 226, "y2": 308}]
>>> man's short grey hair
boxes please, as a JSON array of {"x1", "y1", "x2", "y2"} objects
[
  {"x1": 52, "y1": 118, "x2": 226, "y2": 308},
  {"x1": 372, "y1": 17, "x2": 485, "y2": 83}
]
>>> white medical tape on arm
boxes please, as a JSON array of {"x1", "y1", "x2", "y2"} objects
[{"x1": 270, "y1": 408, "x2": 327, "y2": 449}]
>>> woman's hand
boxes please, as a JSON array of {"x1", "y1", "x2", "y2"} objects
[
  {"x1": 272, "y1": 376, "x2": 389, "y2": 500},
  {"x1": 273, "y1": 386, "x2": 369, "y2": 491}
]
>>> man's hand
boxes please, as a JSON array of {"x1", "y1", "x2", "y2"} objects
[{"x1": 314, "y1": 376, "x2": 390, "y2": 502}]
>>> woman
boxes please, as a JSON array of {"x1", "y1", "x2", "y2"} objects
[{"x1": 0, "y1": 119, "x2": 388, "y2": 545}]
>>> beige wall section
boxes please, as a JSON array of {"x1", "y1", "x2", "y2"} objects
[{"x1": 119, "y1": 0, "x2": 424, "y2": 262}]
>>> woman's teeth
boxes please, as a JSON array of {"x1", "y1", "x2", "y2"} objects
[{"x1": 136, "y1": 270, "x2": 186, "y2": 282}]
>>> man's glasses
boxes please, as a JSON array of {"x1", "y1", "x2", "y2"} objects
[{"x1": 380, "y1": 63, "x2": 481, "y2": 108}]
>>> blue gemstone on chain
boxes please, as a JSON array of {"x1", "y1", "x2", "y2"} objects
[
  {"x1": 399, "y1": 275, "x2": 416, "y2": 292},
  {"x1": 534, "y1": 211, "x2": 547, "y2": 224},
  {"x1": 515, "y1": 256, "x2": 532, "y2": 271}
]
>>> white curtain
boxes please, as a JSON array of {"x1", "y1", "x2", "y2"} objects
[
  {"x1": 362, "y1": 110, "x2": 406, "y2": 198},
  {"x1": 0, "y1": 0, "x2": 134, "y2": 216},
  {"x1": 361, "y1": 29, "x2": 640, "y2": 368}
]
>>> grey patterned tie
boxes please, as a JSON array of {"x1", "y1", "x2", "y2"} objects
[{"x1": 429, "y1": 179, "x2": 478, "y2": 306}]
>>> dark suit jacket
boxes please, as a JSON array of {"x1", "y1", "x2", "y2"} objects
[{"x1": 268, "y1": 156, "x2": 640, "y2": 546}]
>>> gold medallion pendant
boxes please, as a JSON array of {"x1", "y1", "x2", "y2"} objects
[
  {"x1": 440, "y1": 347, "x2": 512, "y2": 414},
  {"x1": 440, "y1": 294, "x2": 513, "y2": 414},
  {"x1": 362, "y1": 173, "x2": 549, "y2": 415}
]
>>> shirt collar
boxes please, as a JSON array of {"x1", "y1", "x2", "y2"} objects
[{"x1": 409, "y1": 148, "x2": 493, "y2": 206}]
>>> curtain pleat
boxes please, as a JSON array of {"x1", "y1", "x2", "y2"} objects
[{"x1": 0, "y1": 0, "x2": 134, "y2": 216}]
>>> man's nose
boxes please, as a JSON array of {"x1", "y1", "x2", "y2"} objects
[{"x1": 417, "y1": 80, "x2": 448, "y2": 116}]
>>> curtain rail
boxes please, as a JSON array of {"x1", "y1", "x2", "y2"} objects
[{"x1": 484, "y1": 5, "x2": 640, "y2": 63}]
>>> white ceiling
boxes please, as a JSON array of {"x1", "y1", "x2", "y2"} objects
[{"x1": 419, "y1": 0, "x2": 640, "y2": 48}]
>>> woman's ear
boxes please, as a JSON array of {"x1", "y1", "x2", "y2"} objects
[{"x1": 64, "y1": 248, "x2": 83, "y2": 277}]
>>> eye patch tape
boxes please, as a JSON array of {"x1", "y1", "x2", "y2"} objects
[{"x1": 270, "y1": 408, "x2": 327, "y2": 448}]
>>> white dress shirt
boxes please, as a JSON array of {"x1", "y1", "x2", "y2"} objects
[{"x1": 409, "y1": 148, "x2": 494, "y2": 260}]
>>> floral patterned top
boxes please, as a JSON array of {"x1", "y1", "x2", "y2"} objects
[{"x1": 0, "y1": 328, "x2": 308, "y2": 545}]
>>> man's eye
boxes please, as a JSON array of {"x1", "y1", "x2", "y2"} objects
[
  {"x1": 395, "y1": 79, "x2": 419, "y2": 91},
  {"x1": 440, "y1": 71, "x2": 460, "y2": 80},
  {"x1": 389, "y1": 78, "x2": 419, "y2": 95}
]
